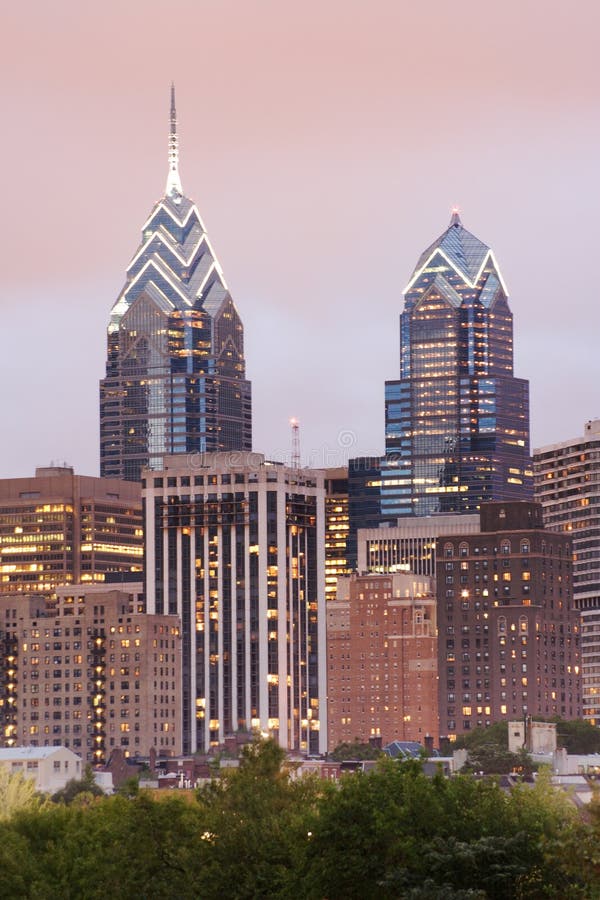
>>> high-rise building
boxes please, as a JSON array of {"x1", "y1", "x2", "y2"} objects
[
  {"x1": 347, "y1": 457, "x2": 382, "y2": 569},
  {"x1": 0, "y1": 467, "x2": 143, "y2": 596},
  {"x1": 143, "y1": 453, "x2": 327, "y2": 755},
  {"x1": 436, "y1": 502, "x2": 581, "y2": 741},
  {"x1": 323, "y1": 459, "x2": 382, "y2": 600},
  {"x1": 326, "y1": 573, "x2": 438, "y2": 750},
  {"x1": 324, "y1": 468, "x2": 351, "y2": 603},
  {"x1": 533, "y1": 419, "x2": 600, "y2": 723},
  {"x1": 100, "y1": 87, "x2": 252, "y2": 482},
  {"x1": 383, "y1": 212, "x2": 532, "y2": 518},
  {"x1": 0, "y1": 585, "x2": 182, "y2": 762}
]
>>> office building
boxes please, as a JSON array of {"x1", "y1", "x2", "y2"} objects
[
  {"x1": 0, "y1": 586, "x2": 181, "y2": 762},
  {"x1": 324, "y1": 459, "x2": 383, "y2": 601},
  {"x1": 436, "y1": 502, "x2": 581, "y2": 741},
  {"x1": 383, "y1": 212, "x2": 532, "y2": 518},
  {"x1": 326, "y1": 573, "x2": 438, "y2": 750},
  {"x1": 143, "y1": 453, "x2": 327, "y2": 755},
  {"x1": 357, "y1": 513, "x2": 480, "y2": 578},
  {"x1": 347, "y1": 457, "x2": 382, "y2": 568},
  {"x1": 534, "y1": 419, "x2": 600, "y2": 723},
  {"x1": 100, "y1": 87, "x2": 252, "y2": 482},
  {"x1": 324, "y1": 468, "x2": 351, "y2": 602},
  {"x1": 0, "y1": 467, "x2": 142, "y2": 596}
]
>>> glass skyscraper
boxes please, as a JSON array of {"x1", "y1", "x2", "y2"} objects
[
  {"x1": 382, "y1": 212, "x2": 532, "y2": 518},
  {"x1": 100, "y1": 87, "x2": 252, "y2": 482}
]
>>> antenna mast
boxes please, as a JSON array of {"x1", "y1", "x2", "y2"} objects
[
  {"x1": 166, "y1": 82, "x2": 183, "y2": 201},
  {"x1": 290, "y1": 418, "x2": 300, "y2": 470}
]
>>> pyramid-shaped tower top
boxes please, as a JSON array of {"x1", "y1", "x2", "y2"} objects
[
  {"x1": 107, "y1": 87, "x2": 235, "y2": 334},
  {"x1": 407, "y1": 209, "x2": 493, "y2": 290},
  {"x1": 166, "y1": 83, "x2": 183, "y2": 202}
]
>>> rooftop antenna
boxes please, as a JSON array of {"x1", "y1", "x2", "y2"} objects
[
  {"x1": 290, "y1": 418, "x2": 301, "y2": 470},
  {"x1": 166, "y1": 82, "x2": 183, "y2": 202}
]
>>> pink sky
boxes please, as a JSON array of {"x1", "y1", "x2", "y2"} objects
[{"x1": 1, "y1": 0, "x2": 599, "y2": 476}]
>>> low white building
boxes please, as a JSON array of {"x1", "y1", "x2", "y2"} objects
[
  {"x1": 0, "y1": 746, "x2": 82, "y2": 793},
  {"x1": 509, "y1": 719, "x2": 557, "y2": 755}
]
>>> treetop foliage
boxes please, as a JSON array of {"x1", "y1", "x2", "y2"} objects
[
  {"x1": 329, "y1": 739, "x2": 383, "y2": 761},
  {"x1": 0, "y1": 739, "x2": 599, "y2": 898},
  {"x1": 0, "y1": 768, "x2": 46, "y2": 821}
]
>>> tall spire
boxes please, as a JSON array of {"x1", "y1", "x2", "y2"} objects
[{"x1": 166, "y1": 82, "x2": 183, "y2": 202}]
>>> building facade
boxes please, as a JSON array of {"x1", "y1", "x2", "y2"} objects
[
  {"x1": 357, "y1": 513, "x2": 480, "y2": 578},
  {"x1": 0, "y1": 746, "x2": 82, "y2": 794},
  {"x1": 0, "y1": 586, "x2": 181, "y2": 762},
  {"x1": 0, "y1": 467, "x2": 143, "y2": 596},
  {"x1": 326, "y1": 573, "x2": 438, "y2": 750},
  {"x1": 324, "y1": 459, "x2": 383, "y2": 601},
  {"x1": 100, "y1": 87, "x2": 252, "y2": 482},
  {"x1": 143, "y1": 453, "x2": 327, "y2": 755},
  {"x1": 436, "y1": 502, "x2": 581, "y2": 741},
  {"x1": 534, "y1": 419, "x2": 600, "y2": 723},
  {"x1": 347, "y1": 457, "x2": 383, "y2": 568},
  {"x1": 382, "y1": 212, "x2": 532, "y2": 518},
  {"x1": 324, "y1": 468, "x2": 351, "y2": 603}
]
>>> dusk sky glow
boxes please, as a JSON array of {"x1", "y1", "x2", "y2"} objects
[{"x1": 2, "y1": 0, "x2": 600, "y2": 477}]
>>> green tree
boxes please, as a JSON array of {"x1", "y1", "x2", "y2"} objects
[
  {"x1": 553, "y1": 717, "x2": 600, "y2": 754},
  {"x1": 194, "y1": 738, "x2": 322, "y2": 898},
  {"x1": 0, "y1": 744, "x2": 595, "y2": 898},
  {"x1": 452, "y1": 721, "x2": 537, "y2": 776},
  {"x1": 330, "y1": 740, "x2": 383, "y2": 761},
  {"x1": 115, "y1": 775, "x2": 140, "y2": 798},
  {"x1": 1, "y1": 792, "x2": 205, "y2": 899},
  {"x1": 0, "y1": 767, "x2": 45, "y2": 820},
  {"x1": 51, "y1": 764, "x2": 104, "y2": 805},
  {"x1": 461, "y1": 744, "x2": 536, "y2": 777},
  {"x1": 453, "y1": 721, "x2": 509, "y2": 752},
  {"x1": 297, "y1": 757, "x2": 587, "y2": 899}
]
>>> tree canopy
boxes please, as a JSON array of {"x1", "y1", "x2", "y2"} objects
[
  {"x1": 553, "y1": 717, "x2": 600, "y2": 754},
  {"x1": 0, "y1": 739, "x2": 598, "y2": 898},
  {"x1": 51, "y1": 764, "x2": 105, "y2": 805},
  {"x1": 329, "y1": 739, "x2": 383, "y2": 761},
  {"x1": 0, "y1": 768, "x2": 45, "y2": 821}
]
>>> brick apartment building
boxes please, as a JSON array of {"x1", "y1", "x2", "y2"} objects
[
  {"x1": 437, "y1": 502, "x2": 581, "y2": 741},
  {"x1": 0, "y1": 585, "x2": 181, "y2": 763},
  {"x1": 327, "y1": 572, "x2": 439, "y2": 750}
]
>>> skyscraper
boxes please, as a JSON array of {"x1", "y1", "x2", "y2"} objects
[
  {"x1": 533, "y1": 419, "x2": 600, "y2": 723},
  {"x1": 100, "y1": 87, "x2": 252, "y2": 482},
  {"x1": 382, "y1": 212, "x2": 532, "y2": 518},
  {"x1": 324, "y1": 468, "x2": 351, "y2": 602},
  {"x1": 143, "y1": 453, "x2": 327, "y2": 755}
]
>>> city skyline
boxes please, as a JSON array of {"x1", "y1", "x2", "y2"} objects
[{"x1": 2, "y1": 1, "x2": 600, "y2": 478}]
